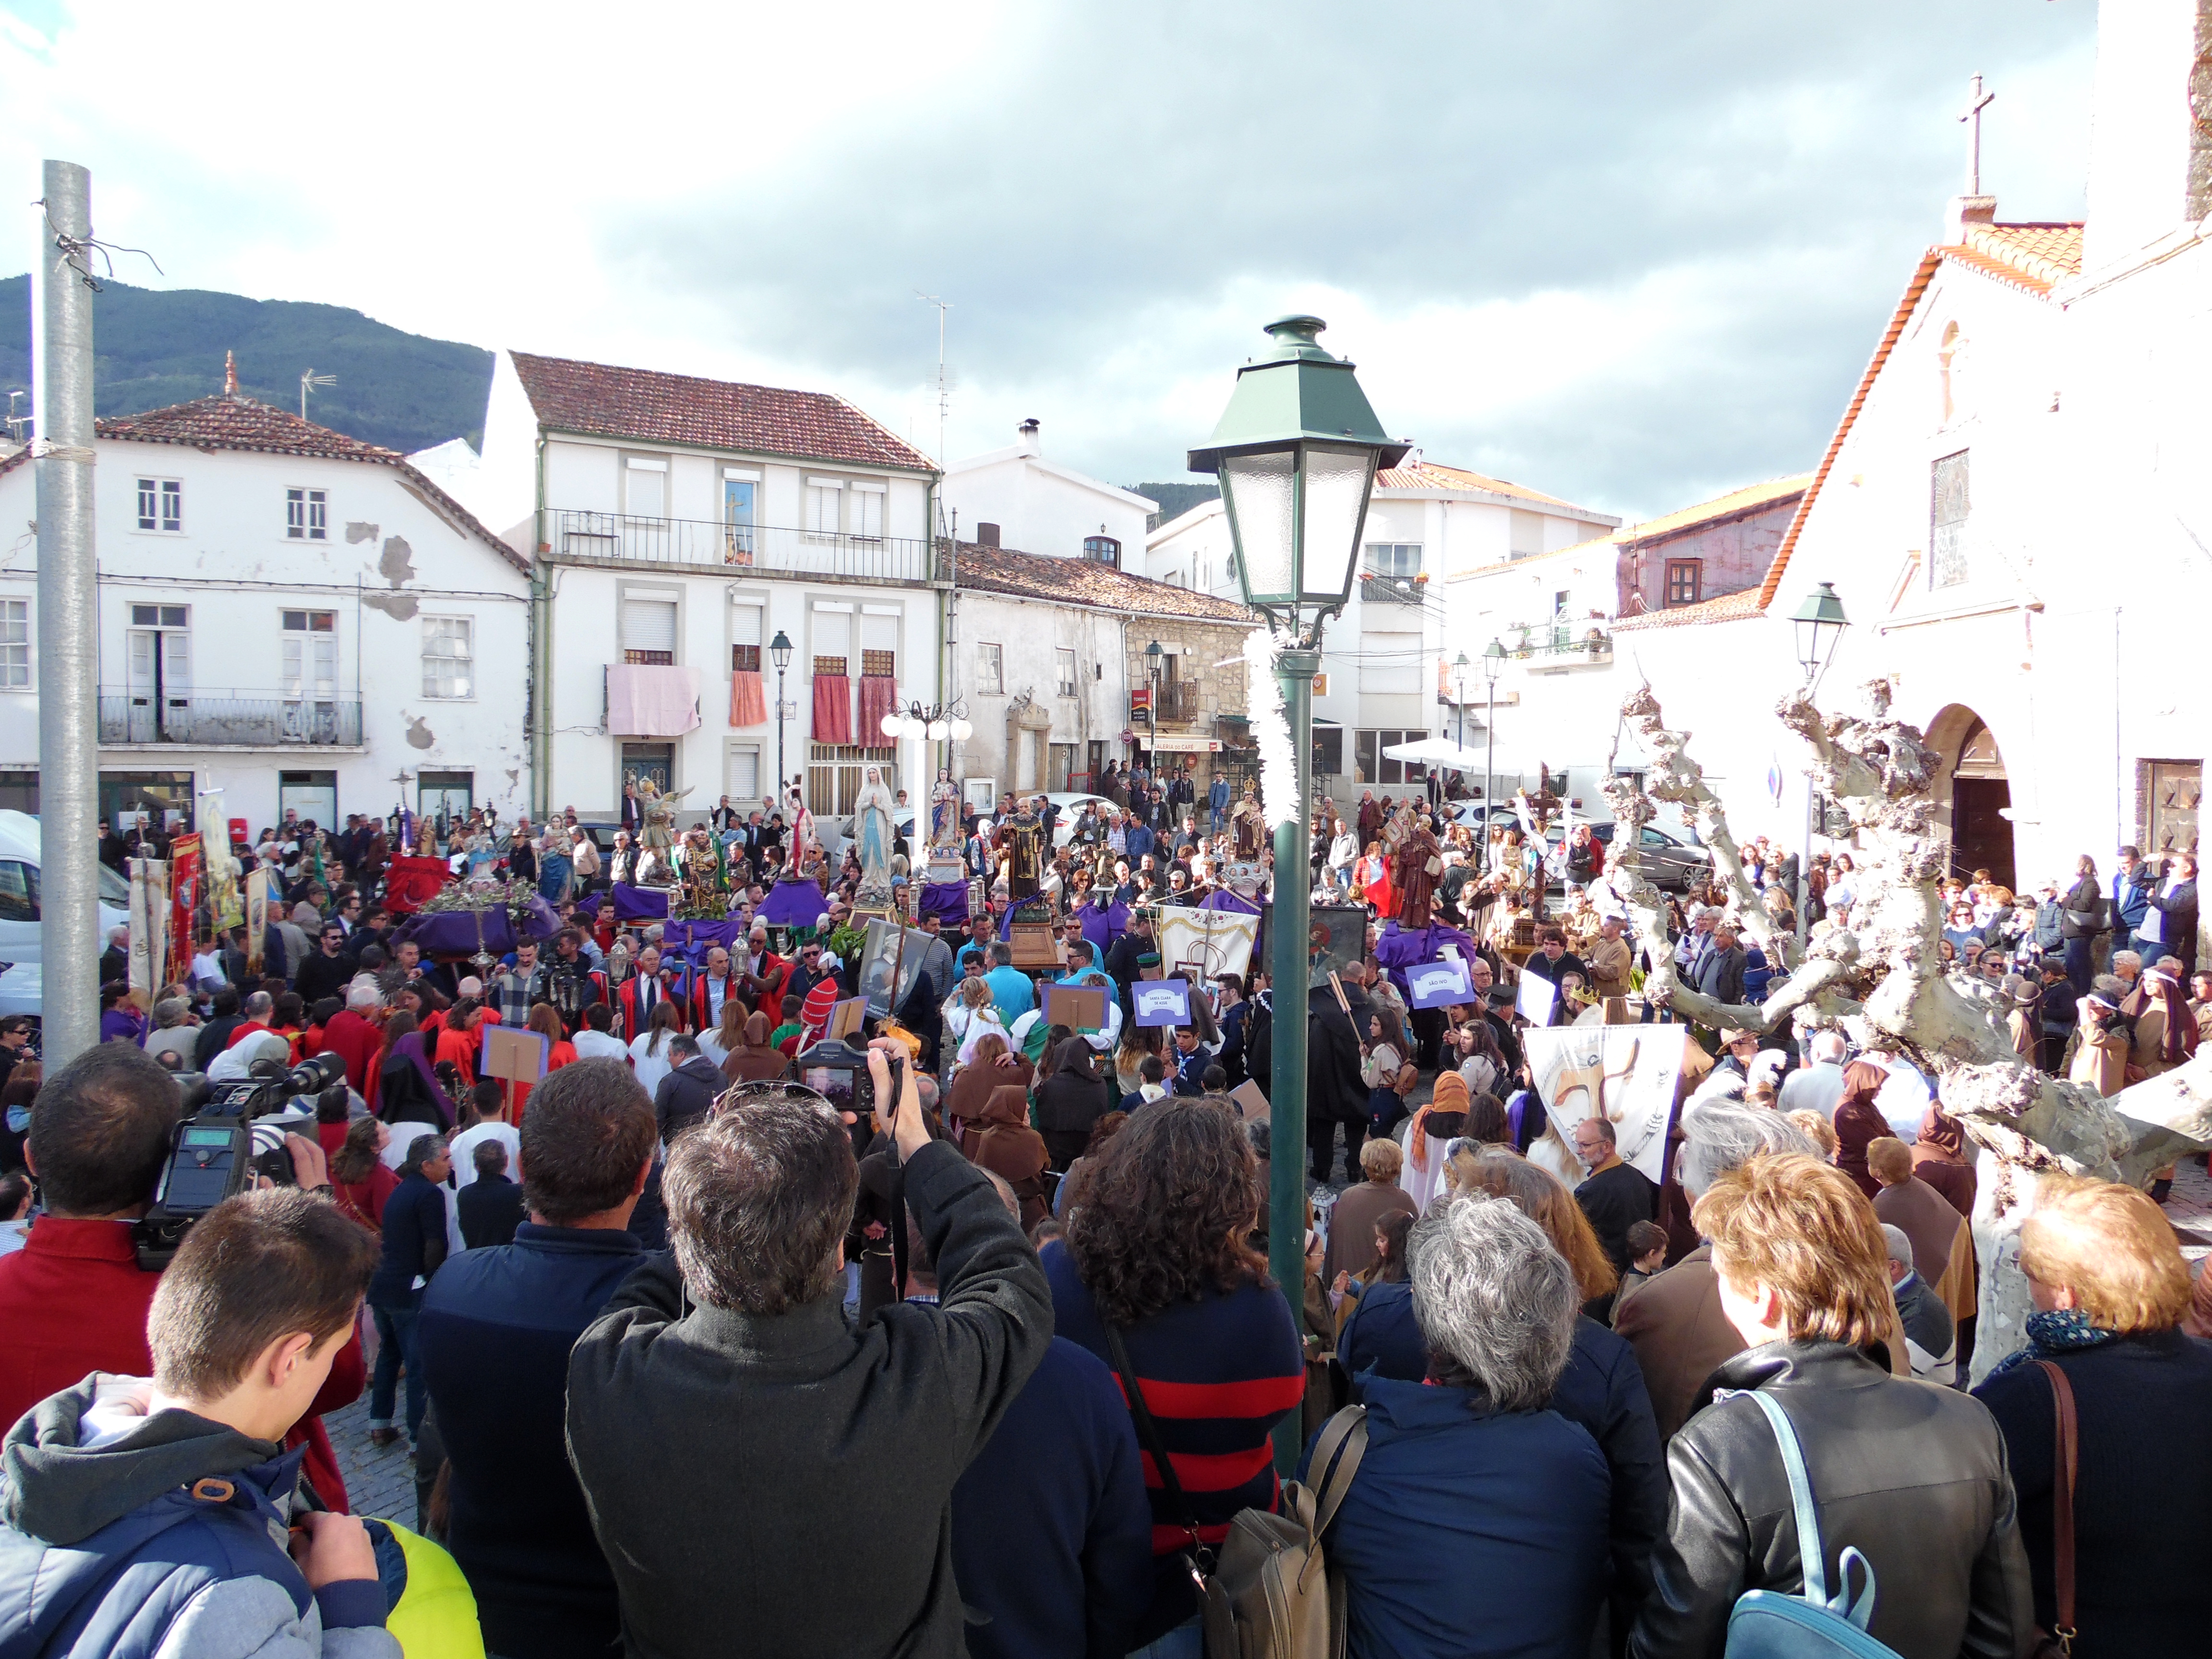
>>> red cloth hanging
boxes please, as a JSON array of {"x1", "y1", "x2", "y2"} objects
[
  {"x1": 729, "y1": 670, "x2": 767, "y2": 727},
  {"x1": 812, "y1": 674, "x2": 852, "y2": 746},
  {"x1": 857, "y1": 674, "x2": 898, "y2": 740}
]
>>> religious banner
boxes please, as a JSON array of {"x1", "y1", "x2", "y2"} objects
[
  {"x1": 1155, "y1": 907, "x2": 1259, "y2": 982},
  {"x1": 1521, "y1": 1024, "x2": 1690, "y2": 1189},
  {"x1": 245, "y1": 868, "x2": 270, "y2": 975},
  {"x1": 858, "y1": 917, "x2": 931, "y2": 1016},
  {"x1": 127, "y1": 858, "x2": 169, "y2": 998},
  {"x1": 166, "y1": 833, "x2": 203, "y2": 989}
]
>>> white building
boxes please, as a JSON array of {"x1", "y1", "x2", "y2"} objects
[
  {"x1": 941, "y1": 418, "x2": 1155, "y2": 568},
  {"x1": 1606, "y1": 0, "x2": 2212, "y2": 892},
  {"x1": 0, "y1": 386, "x2": 532, "y2": 835},
  {"x1": 1145, "y1": 459, "x2": 1617, "y2": 808},
  {"x1": 474, "y1": 352, "x2": 945, "y2": 822}
]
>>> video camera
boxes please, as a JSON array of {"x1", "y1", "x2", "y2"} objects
[{"x1": 132, "y1": 1052, "x2": 351, "y2": 1270}]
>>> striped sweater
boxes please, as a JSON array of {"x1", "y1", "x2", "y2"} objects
[{"x1": 1042, "y1": 1240, "x2": 1305, "y2": 1555}]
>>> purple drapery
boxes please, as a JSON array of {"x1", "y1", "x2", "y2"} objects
[
  {"x1": 921, "y1": 881, "x2": 973, "y2": 925},
  {"x1": 612, "y1": 883, "x2": 670, "y2": 922},
  {"x1": 757, "y1": 878, "x2": 832, "y2": 928},
  {"x1": 1372, "y1": 919, "x2": 1479, "y2": 998}
]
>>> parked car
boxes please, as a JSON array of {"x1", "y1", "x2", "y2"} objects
[
  {"x1": 1539, "y1": 819, "x2": 1711, "y2": 894},
  {"x1": 0, "y1": 811, "x2": 133, "y2": 968}
]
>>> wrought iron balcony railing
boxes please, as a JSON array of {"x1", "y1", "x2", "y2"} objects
[
  {"x1": 1358, "y1": 573, "x2": 1425, "y2": 605},
  {"x1": 550, "y1": 509, "x2": 937, "y2": 583},
  {"x1": 99, "y1": 692, "x2": 364, "y2": 746}
]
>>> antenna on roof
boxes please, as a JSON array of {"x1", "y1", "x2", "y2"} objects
[
  {"x1": 3, "y1": 390, "x2": 28, "y2": 445},
  {"x1": 300, "y1": 368, "x2": 336, "y2": 421},
  {"x1": 224, "y1": 350, "x2": 238, "y2": 397},
  {"x1": 916, "y1": 292, "x2": 951, "y2": 467}
]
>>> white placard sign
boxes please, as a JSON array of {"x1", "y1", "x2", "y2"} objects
[
  {"x1": 1521, "y1": 1024, "x2": 1690, "y2": 1189},
  {"x1": 1514, "y1": 970, "x2": 1556, "y2": 1028}
]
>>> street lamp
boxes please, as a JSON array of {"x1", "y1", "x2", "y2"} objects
[
  {"x1": 1452, "y1": 650, "x2": 1470, "y2": 751},
  {"x1": 1786, "y1": 582, "x2": 1850, "y2": 937},
  {"x1": 769, "y1": 629, "x2": 794, "y2": 816},
  {"x1": 1189, "y1": 314, "x2": 1408, "y2": 1467},
  {"x1": 1143, "y1": 640, "x2": 1163, "y2": 777},
  {"x1": 1481, "y1": 637, "x2": 1504, "y2": 870}
]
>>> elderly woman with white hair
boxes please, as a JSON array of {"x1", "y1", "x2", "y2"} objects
[{"x1": 1303, "y1": 1194, "x2": 1612, "y2": 1659}]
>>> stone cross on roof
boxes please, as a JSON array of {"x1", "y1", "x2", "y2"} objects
[{"x1": 1959, "y1": 72, "x2": 1996, "y2": 196}]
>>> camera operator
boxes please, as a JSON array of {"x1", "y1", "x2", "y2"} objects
[{"x1": 0, "y1": 1046, "x2": 364, "y2": 1510}]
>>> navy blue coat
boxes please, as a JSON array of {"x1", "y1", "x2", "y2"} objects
[
  {"x1": 418, "y1": 1222, "x2": 645, "y2": 1659},
  {"x1": 1337, "y1": 1278, "x2": 1424, "y2": 1387},
  {"x1": 950, "y1": 1337, "x2": 1154, "y2": 1659},
  {"x1": 1304, "y1": 1374, "x2": 1610, "y2": 1659}
]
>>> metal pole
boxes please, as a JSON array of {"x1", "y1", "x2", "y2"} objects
[
  {"x1": 1482, "y1": 682, "x2": 1497, "y2": 874},
  {"x1": 36, "y1": 160, "x2": 101, "y2": 1068},
  {"x1": 1267, "y1": 644, "x2": 1319, "y2": 1475},
  {"x1": 775, "y1": 667, "x2": 787, "y2": 818}
]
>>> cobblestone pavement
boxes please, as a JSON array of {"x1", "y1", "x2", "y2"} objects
[{"x1": 326, "y1": 1394, "x2": 417, "y2": 1524}]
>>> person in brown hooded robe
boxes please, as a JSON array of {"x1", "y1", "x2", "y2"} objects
[
  {"x1": 1910, "y1": 1104, "x2": 1977, "y2": 1219},
  {"x1": 959, "y1": 1083, "x2": 1052, "y2": 1229},
  {"x1": 720, "y1": 1010, "x2": 793, "y2": 1086},
  {"x1": 944, "y1": 1034, "x2": 1034, "y2": 1131}
]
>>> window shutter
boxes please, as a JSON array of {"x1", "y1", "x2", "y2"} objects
[
  {"x1": 731, "y1": 605, "x2": 763, "y2": 647},
  {"x1": 860, "y1": 613, "x2": 896, "y2": 679},
  {"x1": 623, "y1": 598, "x2": 678, "y2": 653},
  {"x1": 725, "y1": 747, "x2": 760, "y2": 800}
]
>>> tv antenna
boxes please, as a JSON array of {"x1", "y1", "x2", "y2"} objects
[
  {"x1": 3, "y1": 390, "x2": 27, "y2": 445},
  {"x1": 300, "y1": 368, "x2": 336, "y2": 421},
  {"x1": 916, "y1": 292, "x2": 951, "y2": 466}
]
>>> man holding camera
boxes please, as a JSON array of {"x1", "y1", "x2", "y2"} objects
[
  {"x1": 0, "y1": 1046, "x2": 362, "y2": 1513},
  {"x1": 565, "y1": 1043, "x2": 1051, "y2": 1657}
]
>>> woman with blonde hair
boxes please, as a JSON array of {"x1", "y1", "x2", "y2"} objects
[
  {"x1": 1630, "y1": 1152, "x2": 2033, "y2": 1658},
  {"x1": 951, "y1": 976, "x2": 1012, "y2": 1068},
  {"x1": 1972, "y1": 1176, "x2": 2212, "y2": 1655}
]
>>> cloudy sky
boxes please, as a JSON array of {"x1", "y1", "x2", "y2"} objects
[{"x1": 1, "y1": 0, "x2": 2096, "y2": 519}]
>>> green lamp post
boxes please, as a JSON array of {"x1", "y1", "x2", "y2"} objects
[{"x1": 1189, "y1": 314, "x2": 1409, "y2": 1471}]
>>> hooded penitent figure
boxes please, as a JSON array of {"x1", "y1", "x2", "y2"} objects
[
  {"x1": 958, "y1": 1083, "x2": 1051, "y2": 1229},
  {"x1": 377, "y1": 1032, "x2": 451, "y2": 1128},
  {"x1": 1032, "y1": 1036, "x2": 1110, "y2": 1171},
  {"x1": 721, "y1": 1010, "x2": 792, "y2": 1086}
]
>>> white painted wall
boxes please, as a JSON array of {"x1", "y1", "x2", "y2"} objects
[
  {"x1": 951, "y1": 592, "x2": 1125, "y2": 791},
  {"x1": 0, "y1": 438, "x2": 532, "y2": 832},
  {"x1": 943, "y1": 427, "x2": 1154, "y2": 565}
]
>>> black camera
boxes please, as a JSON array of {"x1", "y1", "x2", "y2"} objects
[{"x1": 132, "y1": 1052, "x2": 351, "y2": 1270}]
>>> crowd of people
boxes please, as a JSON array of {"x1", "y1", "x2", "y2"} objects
[{"x1": 2, "y1": 771, "x2": 2203, "y2": 1659}]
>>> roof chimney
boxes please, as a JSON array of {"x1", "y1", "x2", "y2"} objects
[
  {"x1": 1015, "y1": 418, "x2": 1040, "y2": 457},
  {"x1": 977, "y1": 522, "x2": 1001, "y2": 548},
  {"x1": 224, "y1": 350, "x2": 238, "y2": 397}
]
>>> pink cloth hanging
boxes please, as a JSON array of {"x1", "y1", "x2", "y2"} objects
[
  {"x1": 857, "y1": 674, "x2": 898, "y2": 740},
  {"x1": 812, "y1": 674, "x2": 852, "y2": 746},
  {"x1": 729, "y1": 670, "x2": 766, "y2": 728},
  {"x1": 607, "y1": 664, "x2": 703, "y2": 736}
]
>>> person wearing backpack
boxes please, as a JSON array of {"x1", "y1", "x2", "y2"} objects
[{"x1": 1627, "y1": 1151, "x2": 2033, "y2": 1659}]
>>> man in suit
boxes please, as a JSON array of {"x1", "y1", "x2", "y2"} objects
[
  {"x1": 1689, "y1": 926, "x2": 1747, "y2": 1007},
  {"x1": 616, "y1": 944, "x2": 675, "y2": 1038},
  {"x1": 98, "y1": 926, "x2": 129, "y2": 989},
  {"x1": 457, "y1": 1140, "x2": 527, "y2": 1249}
]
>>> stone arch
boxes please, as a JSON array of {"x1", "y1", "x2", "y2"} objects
[{"x1": 1925, "y1": 702, "x2": 2014, "y2": 890}]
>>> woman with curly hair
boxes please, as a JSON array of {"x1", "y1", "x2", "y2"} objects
[{"x1": 1045, "y1": 1098, "x2": 1304, "y2": 1653}]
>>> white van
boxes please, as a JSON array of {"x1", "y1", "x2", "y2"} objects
[{"x1": 0, "y1": 809, "x2": 134, "y2": 968}]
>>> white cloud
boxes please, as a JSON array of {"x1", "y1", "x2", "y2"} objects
[{"x1": 0, "y1": 0, "x2": 2096, "y2": 517}]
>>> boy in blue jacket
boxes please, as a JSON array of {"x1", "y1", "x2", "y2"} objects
[{"x1": 0, "y1": 1188, "x2": 395, "y2": 1659}]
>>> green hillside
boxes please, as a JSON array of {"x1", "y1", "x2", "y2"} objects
[
  {"x1": 1130, "y1": 480, "x2": 1219, "y2": 532},
  {"x1": 0, "y1": 275, "x2": 494, "y2": 454}
]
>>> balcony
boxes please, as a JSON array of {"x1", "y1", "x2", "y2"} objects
[
  {"x1": 1359, "y1": 573, "x2": 1425, "y2": 605},
  {"x1": 1510, "y1": 626, "x2": 1614, "y2": 672},
  {"x1": 99, "y1": 692, "x2": 364, "y2": 748},
  {"x1": 549, "y1": 509, "x2": 937, "y2": 584}
]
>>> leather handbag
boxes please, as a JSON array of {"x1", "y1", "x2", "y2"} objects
[{"x1": 2028, "y1": 1359, "x2": 2079, "y2": 1659}]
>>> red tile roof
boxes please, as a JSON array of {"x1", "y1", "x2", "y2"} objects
[
  {"x1": 510, "y1": 352, "x2": 937, "y2": 474},
  {"x1": 1620, "y1": 473, "x2": 1812, "y2": 545},
  {"x1": 951, "y1": 541, "x2": 1256, "y2": 624},
  {"x1": 0, "y1": 396, "x2": 527, "y2": 571},
  {"x1": 1753, "y1": 222, "x2": 2084, "y2": 613},
  {"x1": 1377, "y1": 458, "x2": 1587, "y2": 510},
  {"x1": 1611, "y1": 586, "x2": 1766, "y2": 631}
]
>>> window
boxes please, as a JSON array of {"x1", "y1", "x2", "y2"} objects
[
  {"x1": 1311, "y1": 726, "x2": 1345, "y2": 777},
  {"x1": 622, "y1": 742, "x2": 674, "y2": 800},
  {"x1": 976, "y1": 642, "x2": 1003, "y2": 695},
  {"x1": 418, "y1": 770, "x2": 473, "y2": 819},
  {"x1": 1664, "y1": 559, "x2": 1702, "y2": 606},
  {"x1": 1353, "y1": 727, "x2": 1429, "y2": 786},
  {"x1": 422, "y1": 616, "x2": 474, "y2": 698},
  {"x1": 0, "y1": 599, "x2": 24, "y2": 688},
  {"x1": 723, "y1": 471, "x2": 758, "y2": 560},
  {"x1": 621, "y1": 593, "x2": 678, "y2": 665},
  {"x1": 0, "y1": 860, "x2": 34, "y2": 923},
  {"x1": 625, "y1": 457, "x2": 667, "y2": 518},
  {"x1": 850, "y1": 482, "x2": 885, "y2": 541},
  {"x1": 136, "y1": 478, "x2": 182, "y2": 533},
  {"x1": 724, "y1": 744, "x2": 761, "y2": 803},
  {"x1": 0, "y1": 770, "x2": 35, "y2": 814},
  {"x1": 131, "y1": 604, "x2": 189, "y2": 628},
  {"x1": 860, "y1": 612, "x2": 897, "y2": 680},
  {"x1": 1049, "y1": 743, "x2": 1076, "y2": 792},
  {"x1": 281, "y1": 611, "x2": 338, "y2": 729},
  {"x1": 805, "y1": 477, "x2": 843, "y2": 538},
  {"x1": 125, "y1": 607, "x2": 191, "y2": 741},
  {"x1": 730, "y1": 602, "x2": 763, "y2": 673},
  {"x1": 1365, "y1": 542, "x2": 1422, "y2": 579},
  {"x1": 1057, "y1": 648, "x2": 1077, "y2": 697},
  {"x1": 1083, "y1": 535, "x2": 1119, "y2": 564},
  {"x1": 285, "y1": 488, "x2": 328, "y2": 540},
  {"x1": 1930, "y1": 450, "x2": 1970, "y2": 587}
]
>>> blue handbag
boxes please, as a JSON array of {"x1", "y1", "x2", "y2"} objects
[{"x1": 1722, "y1": 1389, "x2": 1901, "y2": 1658}]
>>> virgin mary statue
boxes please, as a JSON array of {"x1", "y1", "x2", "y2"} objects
[{"x1": 854, "y1": 766, "x2": 897, "y2": 910}]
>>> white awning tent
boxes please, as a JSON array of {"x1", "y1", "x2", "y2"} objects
[{"x1": 1380, "y1": 737, "x2": 1491, "y2": 773}]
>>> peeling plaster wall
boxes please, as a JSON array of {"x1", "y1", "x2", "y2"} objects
[{"x1": 0, "y1": 443, "x2": 532, "y2": 829}]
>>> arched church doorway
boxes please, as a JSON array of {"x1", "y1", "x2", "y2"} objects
[{"x1": 1927, "y1": 705, "x2": 2014, "y2": 890}]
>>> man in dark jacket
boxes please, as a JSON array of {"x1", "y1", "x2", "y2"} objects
[
  {"x1": 456, "y1": 1142, "x2": 527, "y2": 1250},
  {"x1": 1688, "y1": 925, "x2": 1747, "y2": 1007},
  {"x1": 1306, "y1": 973, "x2": 1370, "y2": 1183},
  {"x1": 653, "y1": 1035, "x2": 725, "y2": 1144},
  {"x1": 565, "y1": 1046, "x2": 1052, "y2": 1659},
  {"x1": 418, "y1": 1059, "x2": 656, "y2": 1659},
  {"x1": 1103, "y1": 912, "x2": 1154, "y2": 1020}
]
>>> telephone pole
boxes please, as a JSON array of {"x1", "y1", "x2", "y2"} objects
[{"x1": 35, "y1": 160, "x2": 101, "y2": 1066}]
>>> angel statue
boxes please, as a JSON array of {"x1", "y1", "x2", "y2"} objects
[
  {"x1": 853, "y1": 765, "x2": 898, "y2": 911},
  {"x1": 631, "y1": 774, "x2": 692, "y2": 887}
]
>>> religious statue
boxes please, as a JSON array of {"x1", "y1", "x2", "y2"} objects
[
  {"x1": 1229, "y1": 781, "x2": 1264, "y2": 860},
  {"x1": 1395, "y1": 811, "x2": 1445, "y2": 929},
  {"x1": 677, "y1": 825, "x2": 728, "y2": 918},
  {"x1": 631, "y1": 773, "x2": 692, "y2": 885},
  {"x1": 196, "y1": 783, "x2": 244, "y2": 932},
  {"x1": 996, "y1": 795, "x2": 1046, "y2": 904},
  {"x1": 784, "y1": 781, "x2": 815, "y2": 863},
  {"x1": 853, "y1": 764, "x2": 898, "y2": 912},
  {"x1": 929, "y1": 769, "x2": 962, "y2": 852}
]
